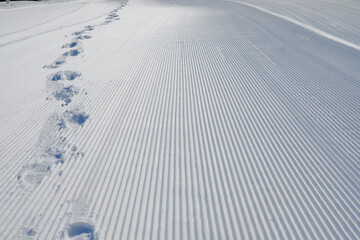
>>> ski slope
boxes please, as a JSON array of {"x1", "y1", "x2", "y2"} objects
[{"x1": 0, "y1": 0, "x2": 359, "y2": 239}]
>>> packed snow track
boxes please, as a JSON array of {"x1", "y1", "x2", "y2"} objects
[{"x1": 0, "y1": 0, "x2": 359, "y2": 239}]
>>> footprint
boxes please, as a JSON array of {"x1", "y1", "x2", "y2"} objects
[
  {"x1": 52, "y1": 85, "x2": 79, "y2": 106},
  {"x1": 107, "y1": 11, "x2": 119, "y2": 20},
  {"x1": 62, "y1": 39, "x2": 80, "y2": 48},
  {"x1": 57, "y1": 118, "x2": 67, "y2": 130},
  {"x1": 20, "y1": 228, "x2": 37, "y2": 238},
  {"x1": 18, "y1": 144, "x2": 68, "y2": 186},
  {"x1": 84, "y1": 25, "x2": 95, "y2": 31},
  {"x1": 18, "y1": 106, "x2": 88, "y2": 188},
  {"x1": 44, "y1": 147, "x2": 65, "y2": 164},
  {"x1": 44, "y1": 48, "x2": 83, "y2": 68},
  {"x1": 72, "y1": 25, "x2": 94, "y2": 36},
  {"x1": 72, "y1": 30, "x2": 85, "y2": 36},
  {"x1": 44, "y1": 55, "x2": 67, "y2": 69},
  {"x1": 69, "y1": 48, "x2": 82, "y2": 56},
  {"x1": 77, "y1": 35, "x2": 92, "y2": 40},
  {"x1": 20, "y1": 161, "x2": 52, "y2": 186},
  {"x1": 48, "y1": 71, "x2": 81, "y2": 81},
  {"x1": 64, "y1": 109, "x2": 89, "y2": 126},
  {"x1": 27, "y1": 228, "x2": 36, "y2": 236},
  {"x1": 102, "y1": 10, "x2": 120, "y2": 25},
  {"x1": 54, "y1": 109, "x2": 89, "y2": 130},
  {"x1": 22, "y1": 171, "x2": 46, "y2": 185},
  {"x1": 102, "y1": 20, "x2": 112, "y2": 25},
  {"x1": 64, "y1": 48, "x2": 83, "y2": 57},
  {"x1": 68, "y1": 221, "x2": 97, "y2": 240}
]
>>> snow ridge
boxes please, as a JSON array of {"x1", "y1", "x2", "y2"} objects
[{"x1": 0, "y1": 0, "x2": 358, "y2": 239}]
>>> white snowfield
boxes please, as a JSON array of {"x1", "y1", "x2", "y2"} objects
[{"x1": 0, "y1": 0, "x2": 359, "y2": 239}]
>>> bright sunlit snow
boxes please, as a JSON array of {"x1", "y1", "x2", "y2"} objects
[{"x1": 0, "y1": 0, "x2": 359, "y2": 239}]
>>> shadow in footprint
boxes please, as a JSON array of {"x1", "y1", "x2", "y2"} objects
[
  {"x1": 107, "y1": 11, "x2": 119, "y2": 20},
  {"x1": 53, "y1": 109, "x2": 89, "y2": 130},
  {"x1": 44, "y1": 48, "x2": 83, "y2": 68},
  {"x1": 77, "y1": 35, "x2": 92, "y2": 40},
  {"x1": 27, "y1": 229, "x2": 36, "y2": 236},
  {"x1": 65, "y1": 109, "x2": 89, "y2": 126},
  {"x1": 72, "y1": 30, "x2": 85, "y2": 36},
  {"x1": 69, "y1": 49, "x2": 82, "y2": 56},
  {"x1": 84, "y1": 25, "x2": 95, "y2": 31},
  {"x1": 53, "y1": 85, "x2": 79, "y2": 106},
  {"x1": 72, "y1": 25, "x2": 94, "y2": 37},
  {"x1": 48, "y1": 71, "x2": 81, "y2": 81},
  {"x1": 62, "y1": 39, "x2": 79, "y2": 48},
  {"x1": 44, "y1": 55, "x2": 66, "y2": 69},
  {"x1": 68, "y1": 221, "x2": 97, "y2": 240},
  {"x1": 63, "y1": 48, "x2": 83, "y2": 57}
]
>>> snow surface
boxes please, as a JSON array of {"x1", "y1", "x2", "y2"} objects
[{"x1": 0, "y1": 0, "x2": 359, "y2": 239}]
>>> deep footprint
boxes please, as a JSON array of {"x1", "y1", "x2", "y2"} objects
[
  {"x1": 27, "y1": 229, "x2": 36, "y2": 236},
  {"x1": 68, "y1": 221, "x2": 96, "y2": 240}
]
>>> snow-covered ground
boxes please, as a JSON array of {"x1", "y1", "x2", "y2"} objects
[{"x1": 0, "y1": 0, "x2": 359, "y2": 239}]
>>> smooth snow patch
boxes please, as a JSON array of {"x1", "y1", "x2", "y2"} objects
[{"x1": 227, "y1": 0, "x2": 360, "y2": 51}]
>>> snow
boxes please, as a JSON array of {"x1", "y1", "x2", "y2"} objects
[
  {"x1": 227, "y1": 0, "x2": 360, "y2": 51},
  {"x1": 0, "y1": 0, "x2": 359, "y2": 239}
]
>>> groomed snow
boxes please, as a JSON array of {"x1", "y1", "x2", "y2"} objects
[{"x1": 0, "y1": 0, "x2": 359, "y2": 239}]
